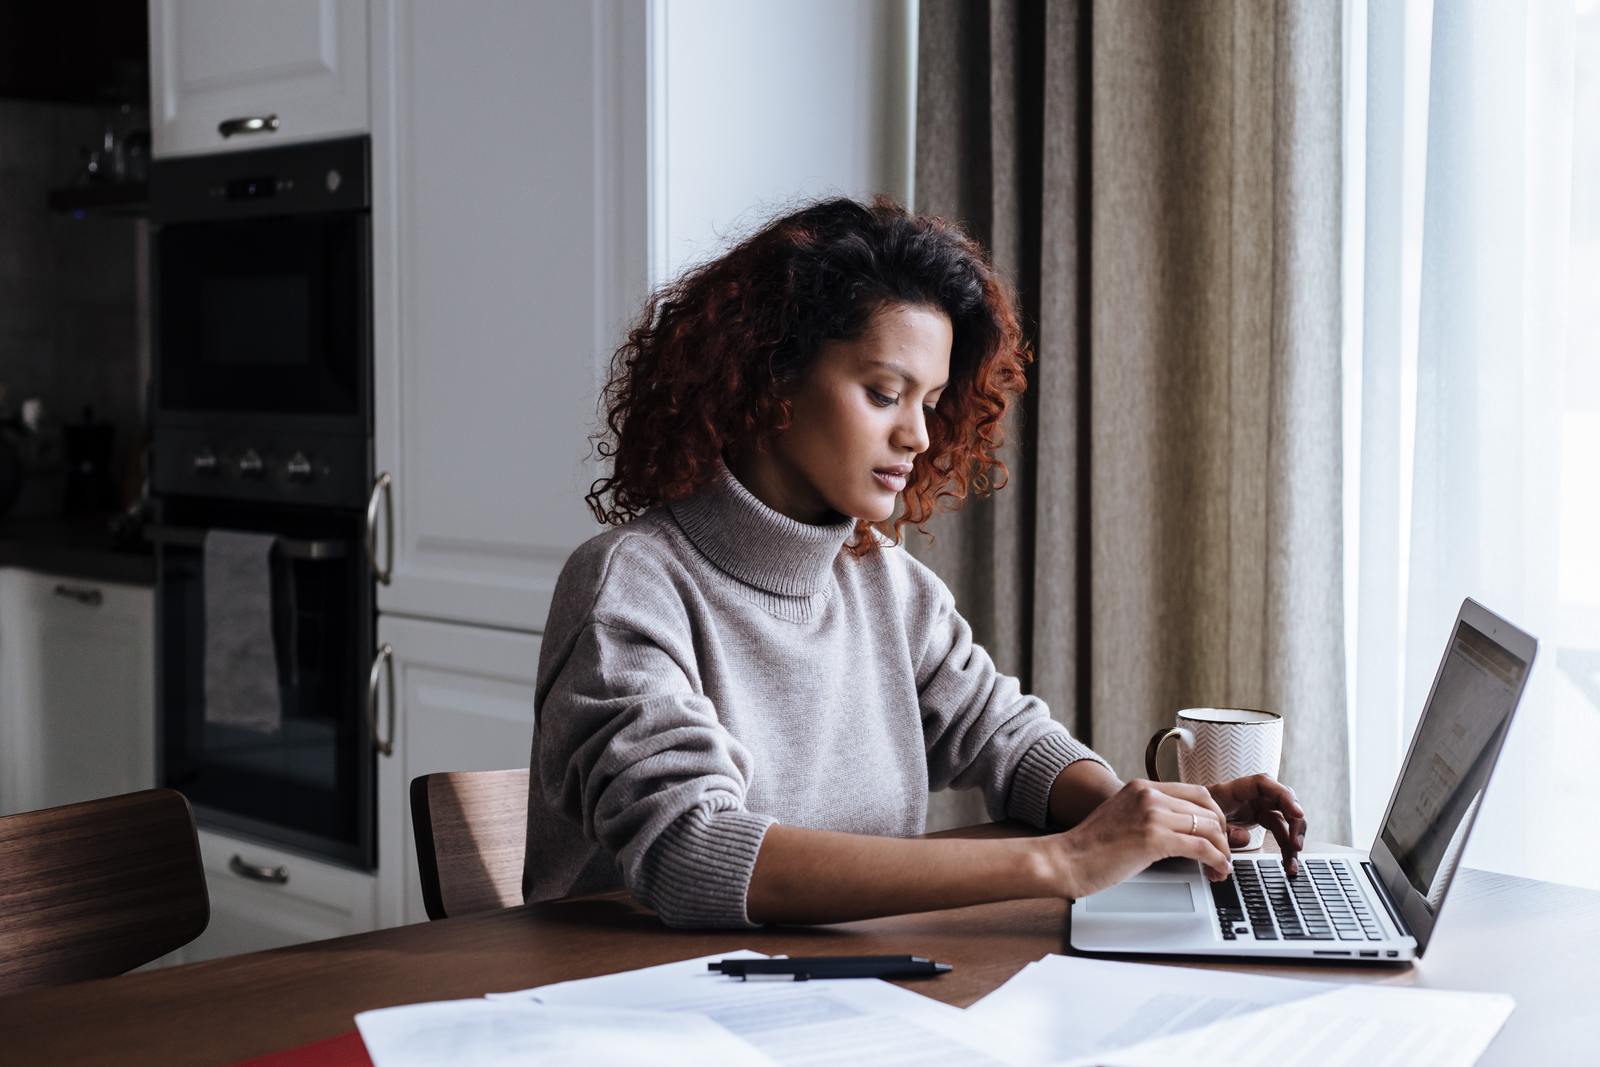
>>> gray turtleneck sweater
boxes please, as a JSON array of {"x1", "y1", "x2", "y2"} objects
[{"x1": 522, "y1": 462, "x2": 1110, "y2": 927}]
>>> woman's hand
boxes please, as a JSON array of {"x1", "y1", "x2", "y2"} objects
[
  {"x1": 1207, "y1": 774, "x2": 1307, "y2": 875},
  {"x1": 1040, "y1": 779, "x2": 1235, "y2": 900}
]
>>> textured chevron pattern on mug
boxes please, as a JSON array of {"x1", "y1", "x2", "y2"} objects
[{"x1": 1145, "y1": 708, "x2": 1284, "y2": 851}]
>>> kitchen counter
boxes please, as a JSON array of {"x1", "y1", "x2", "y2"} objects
[{"x1": 0, "y1": 514, "x2": 155, "y2": 587}]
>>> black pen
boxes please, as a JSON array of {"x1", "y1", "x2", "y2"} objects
[{"x1": 708, "y1": 955, "x2": 952, "y2": 981}]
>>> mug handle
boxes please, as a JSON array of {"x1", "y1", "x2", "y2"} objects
[{"x1": 1144, "y1": 727, "x2": 1194, "y2": 781}]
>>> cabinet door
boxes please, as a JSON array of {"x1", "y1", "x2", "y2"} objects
[
  {"x1": 0, "y1": 571, "x2": 154, "y2": 816},
  {"x1": 652, "y1": 0, "x2": 915, "y2": 279},
  {"x1": 182, "y1": 828, "x2": 376, "y2": 963},
  {"x1": 368, "y1": 0, "x2": 648, "y2": 632},
  {"x1": 150, "y1": 0, "x2": 368, "y2": 158},
  {"x1": 374, "y1": 614, "x2": 539, "y2": 928}
]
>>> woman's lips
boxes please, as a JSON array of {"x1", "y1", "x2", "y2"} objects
[{"x1": 873, "y1": 470, "x2": 908, "y2": 492}]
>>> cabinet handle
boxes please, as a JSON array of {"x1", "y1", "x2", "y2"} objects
[
  {"x1": 53, "y1": 583, "x2": 103, "y2": 607},
  {"x1": 228, "y1": 855, "x2": 289, "y2": 885},
  {"x1": 367, "y1": 643, "x2": 396, "y2": 758},
  {"x1": 366, "y1": 472, "x2": 394, "y2": 586},
  {"x1": 218, "y1": 114, "x2": 280, "y2": 138}
]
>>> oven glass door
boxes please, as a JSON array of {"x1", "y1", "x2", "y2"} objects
[
  {"x1": 157, "y1": 501, "x2": 374, "y2": 869},
  {"x1": 155, "y1": 214, "x2": 367, "y2": 418}
]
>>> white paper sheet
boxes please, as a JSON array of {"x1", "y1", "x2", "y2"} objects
[
  {"x1": 494, "y1": 949, "x2": 1018, "y2": 1067},
  {"x1": 966, "y1": 955, "x2": 1319, "y2": 1063},
  {"x1": 966, "y1": 955, "x2": 1513, "y2": 1067},
  {"x1": 354, "y1": 999, "x2": 774, "y2": 1067},
  {"x1": 1098, "y1": 982, "x2": 1515, "y2": 1067}
]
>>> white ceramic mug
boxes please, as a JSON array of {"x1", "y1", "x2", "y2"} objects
[{"x1": 1144, "y1": 708, "x2": 1284, "y2": 851}]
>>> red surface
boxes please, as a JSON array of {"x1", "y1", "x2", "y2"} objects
[{"x1": 229, "y1": 1029, "x2": 372, "y2": 1067}]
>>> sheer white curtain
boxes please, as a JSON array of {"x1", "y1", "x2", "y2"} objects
[{"x1": 1345, "y1": 0, "x2": 1600, "y2": 889}]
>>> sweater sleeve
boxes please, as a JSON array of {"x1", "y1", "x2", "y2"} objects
[
  {"x1": 535, "y1": 619, "x2": 774, "y2": 928},
  {"x1": 913, "y1": 572, "x2": 1112, "y2": 828}
]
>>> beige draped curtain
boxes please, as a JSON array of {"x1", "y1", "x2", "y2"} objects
[{"x1": 914, "y1": 0, "x2": 1350, "y2": 843}]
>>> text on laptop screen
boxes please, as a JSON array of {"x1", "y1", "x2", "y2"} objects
[{"x1": 1379, "y1": 621, "x2": 1528, "y2": 910}]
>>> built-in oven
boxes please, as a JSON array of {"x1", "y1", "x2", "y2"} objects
[
  {"x1": 150, "y1": 136, "x2": 377, "y2": 870},
  {"x1": 153, "y1": 498, "x2": 374, "y2": 868}
]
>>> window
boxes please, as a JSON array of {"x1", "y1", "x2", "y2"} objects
[{"x1": 1344, "y1": 0, "x2": 1600, "y2": 889}]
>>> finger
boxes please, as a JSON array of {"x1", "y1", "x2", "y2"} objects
[
  {"x1": 1157, "y1": 806, "x2": 1231, "y2": 865},
  {"x1": 1164, "y1": 828, "x2": 1232, "y2": 881},
  {"x1": 1227, "y1": 824, "x2": 1251, "y2": 848},
  {"x1": 1253, "y1": 775, "x2": 1305, "y2": 820},
  {"x1": 1164, "y1": 826, "x2": 1231, "y2": 879},
  {"x1": 1262, "y1": 808, "x2": 1297, "y2": 876},
  {"x1": 1211, "y1": 775, "x2": 1302, "y2": 828},
  {"x1": 1152, "y1": 781, "x2": 1230, "y2": 828}
]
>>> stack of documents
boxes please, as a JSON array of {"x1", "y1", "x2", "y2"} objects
[
  {"x1": 354, "y1": 1000, "x2": 758, "y2": 1066},
  {"x1": 354, "y1": 949, "x2": 1515, "y2": 1066},
  {"x1": 964, "y1": 954, "x2": 1514, "y2": 1066},
  {"x1": 357, "y1": 950, "x2": 1013, "y2": 1067}
]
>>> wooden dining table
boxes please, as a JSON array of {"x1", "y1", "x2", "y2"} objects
[{"x1": 1, "y1": 823, "x2": 1595, "y2": 1065}]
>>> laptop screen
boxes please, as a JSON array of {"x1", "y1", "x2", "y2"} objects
[{"x1": 1378, "y1": 620, "x2": 1530, "y2": 911}]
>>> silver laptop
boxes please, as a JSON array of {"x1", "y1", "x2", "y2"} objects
[{"x1": 1070, "y1": 597, "x2": 1536, "y2": 963}]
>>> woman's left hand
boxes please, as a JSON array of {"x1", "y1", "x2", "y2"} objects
[{"x1": 1207, "y1": 775, "x2": 1308, "y2": 876}]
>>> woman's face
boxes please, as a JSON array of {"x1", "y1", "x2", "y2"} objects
[{"x1": 737, "y1": 302, "x2": 953, "y2": 525}]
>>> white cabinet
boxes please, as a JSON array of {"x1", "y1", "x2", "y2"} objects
[
  {"x1": 150, "y1": 0, "x2": 369, "y2": 158},
  {"x1": 368, "y1": 0, "x2": 648, "y2": 633},
  {"x1": 0, "y1": 571, "x2": 154, "y2": 816},
  {"x1": 177, "y1": 828, "x2": 376, "y2": 964},
  {"x1": 367, "y1": 0, "x2": 913, "y2": 635},
  {"x1": 374, "y1": 614, "x2": 540, "y2": 928},
  {"x1": 651, "y1": 0, "x2": 915, "y2": 279}
]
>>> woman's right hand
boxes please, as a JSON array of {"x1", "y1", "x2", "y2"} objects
[{"x1": 1041, "y1": 779, "x2": 1234, "y2": 900}]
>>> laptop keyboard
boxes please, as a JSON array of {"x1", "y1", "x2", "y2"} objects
[{"x1": 1210, "y1": 858, "x2": 1385, "y2": 942}]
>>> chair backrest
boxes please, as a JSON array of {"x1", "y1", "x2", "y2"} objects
[
  {"x1": 0, "y1": 788, "x2": 209, "y2": 995},
  {"x1": 410, "y1": 768, "x2": 529, "y2": 920}
]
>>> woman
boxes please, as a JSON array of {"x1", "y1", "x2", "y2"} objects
[{"x1": 522, "y1": 197, "x2": 1306, "y2": 927}]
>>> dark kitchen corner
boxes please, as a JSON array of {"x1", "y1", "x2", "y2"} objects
[{"x1": 0, "y1": 1, "x2": 154, "y2": 585}]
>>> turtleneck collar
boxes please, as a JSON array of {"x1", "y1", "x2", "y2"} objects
[{"x1": 667, "y1": 459, "x2": 858, "y2": 598}]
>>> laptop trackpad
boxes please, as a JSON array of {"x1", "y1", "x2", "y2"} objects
[{"x1": 1084, "y1": 882, "x2": 1196, "y2": 914}]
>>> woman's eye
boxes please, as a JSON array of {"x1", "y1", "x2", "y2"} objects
[
  {"x1": 868, "y1": 389, "x2": 897, "y2": 407},
  {"x1": 922, "y1": 404, "x2": 939, "y2": 417}
]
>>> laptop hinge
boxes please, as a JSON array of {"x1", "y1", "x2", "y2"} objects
[{"x1": 1363, "y1": 861, "x2": 1413, "y2": 938}]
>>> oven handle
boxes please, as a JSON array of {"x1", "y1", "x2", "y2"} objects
[
  {"x1": 218, "y1": 114, "x2": 280, "y2": 139},
  {"x1": 228, "y1": 855, "x2": 290, "y2": 885},
  {"x1": 53, "y1": 583, "x2": 104, "y2": 607},
  {"x1": 367, "y1": 643, "x2": 396, "y2": 758},
  {"x1": 145, "y1": 525, "x2": 349, "y2": 561},
  {"x1": 366, "y1": 472, "x2": 394, "y2": 586}
]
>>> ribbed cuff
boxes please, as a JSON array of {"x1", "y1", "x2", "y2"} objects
[
  {"x1": 1006, "y1": 730, "x2": 1113, "y2": 829},
  {"x1": 637, "y1": 806, "x2": 777, "y2": 928}
]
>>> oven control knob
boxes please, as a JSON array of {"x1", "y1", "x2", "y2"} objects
[
  {"x1": 192, "y1": 448, "x2": 219, "y2": 475},
  {"x1": 237, "y1": 449, "x2": 265, "y2": 478},
  {"x1": 285, "y1": 452, "x2": 314, "y2": 483}
]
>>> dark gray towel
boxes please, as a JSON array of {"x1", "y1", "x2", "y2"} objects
[{"x1": 203, "y1": 529, "x2": 282, "y2": 735}]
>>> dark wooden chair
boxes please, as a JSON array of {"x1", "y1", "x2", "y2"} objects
[
  {"x1": 410, "y1": 768, "x2": 529, "y2": 920},
  {"x1": 0, "y1": 788, "x2": 209, "y2": 995}
]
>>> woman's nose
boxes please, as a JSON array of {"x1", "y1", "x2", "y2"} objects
[{"x1": 893, "y1": 408, "x2": 930, "y2": 454}]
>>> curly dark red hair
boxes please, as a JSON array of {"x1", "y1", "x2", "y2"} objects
[{"x1": 586, "y1": 195, "x2": 1030, "y2": 555}]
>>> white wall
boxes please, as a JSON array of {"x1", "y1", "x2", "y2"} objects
[{"x1": 650, "y1": 0, "x2": 916, "y2": 285}]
